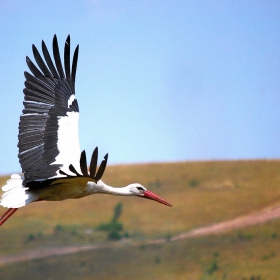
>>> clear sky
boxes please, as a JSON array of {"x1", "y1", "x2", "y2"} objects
[{"x1": 0, "y1": 0, "x2": 280, "y2": 175}]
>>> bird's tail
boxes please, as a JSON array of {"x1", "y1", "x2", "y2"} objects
[{"x1": 0, "y1": 174, "x2": 38, "y2": 208}]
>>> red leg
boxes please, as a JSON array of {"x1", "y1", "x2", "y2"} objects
[{"x1": 0, "y1": 208, "x2": 18, "y2": 226}]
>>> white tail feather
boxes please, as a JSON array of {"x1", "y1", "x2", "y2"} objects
[{"x1": 1, "y1": 174, "x2": 38, "y2": 208}]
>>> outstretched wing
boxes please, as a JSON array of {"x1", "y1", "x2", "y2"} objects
[{"x1": 18, "y1": 35, "x2": 80, "y2": 184}]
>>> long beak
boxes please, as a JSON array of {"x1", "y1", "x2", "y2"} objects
[{"x1": 142, "y1": 190, "x2": 172, "y2": 207}]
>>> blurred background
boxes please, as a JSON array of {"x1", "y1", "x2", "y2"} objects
[
  {"x1": 1, "y1": 0, "x2": 280, "y2": 175},
  {"x1": 1, "y1": 1, "x2": 280, "y2": 279}
]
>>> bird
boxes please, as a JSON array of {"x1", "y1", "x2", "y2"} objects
[{"x1": 0, "y1": 35, "x2": 172, "y2": 226}]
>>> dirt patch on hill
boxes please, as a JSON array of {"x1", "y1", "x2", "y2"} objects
[{"x1": 1, "y1": 204, "x2": 280, "y2": 266}]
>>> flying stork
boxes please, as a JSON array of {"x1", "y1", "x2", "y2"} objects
[{"x1": 0, "y1": 35, "x2": 171, "y2": 226}]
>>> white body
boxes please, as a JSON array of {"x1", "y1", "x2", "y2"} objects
[{"x1": 0, "y1": 174, "x2": 146, "y2": 208}]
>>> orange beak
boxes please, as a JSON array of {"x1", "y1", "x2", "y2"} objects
[{"x1": 142, "y1": 190, "x2": 172, "y2": 207}]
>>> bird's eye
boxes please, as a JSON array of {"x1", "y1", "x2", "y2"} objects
[{"x1": 137, "y1": 186, "x2": 144, "y2": 191}]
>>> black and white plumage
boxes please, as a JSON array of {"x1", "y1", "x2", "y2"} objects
[
  {"x1": 0, "y1": 35, "x2": 171, "y2": 226},
  {"x1": 19, "y1": 35, "x2": 81, "y2": 183}
]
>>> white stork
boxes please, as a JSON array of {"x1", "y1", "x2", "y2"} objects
[{"x1": 0, "y1": 35, "x2": 171, "y2": 226}]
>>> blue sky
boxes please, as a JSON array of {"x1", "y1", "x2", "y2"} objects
[{"x1": 0, "y1": 0, "x2": 280, "y2": 174}]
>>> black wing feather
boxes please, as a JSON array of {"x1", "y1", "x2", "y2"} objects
[
  {"x1": 52, "y1": 35, "x2": 65, "y2": 79},
  {"x1": 71, "y1": 45, "x2": 79, "y2": 85},
  {"x1": 80, "y1": 151, "x2": 88, "y2": 177},
  {"x1": 32, "y1": 44, "x2": 52, "y2": 77},
  {"x1": 69, "y1": 164, "x2": 81, "y2": 176},
  {"x1": 42, "y1": 40, "x2": 59, "y2": 78},
  {"x1": 89, "y1": 147, "x2": 98, "y2": 178},
  {"x1": 64, "y1": 35, "x2": 71, "y2": 79},
  {"x1": 94, "y1": 154, "x2": 108, "y2": 181},
  {"x1": 26, "y1": 56, "x2": 44, "y2": 78}
]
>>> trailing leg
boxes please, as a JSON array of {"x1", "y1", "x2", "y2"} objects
[{"x1": 0, "y1": 208, "x2": 18, "y2": 226}]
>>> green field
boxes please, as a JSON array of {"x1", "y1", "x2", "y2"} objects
[{"x1": 1, "y1": 160, "x2": 280, "y2": 279}]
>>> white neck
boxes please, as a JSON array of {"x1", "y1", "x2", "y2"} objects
[{"x1": 86, "y1": 180, "x2": 132, "y2": 196}]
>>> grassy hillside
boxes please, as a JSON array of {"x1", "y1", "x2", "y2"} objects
[
  {"x1": 2, "y1": 220, "x2": 280, "y2": 279},
  {"x1": 1, "y1": 160, "x2": 280, "y2": 279}
]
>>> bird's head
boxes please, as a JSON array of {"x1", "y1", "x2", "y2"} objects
[{"x1": 127, "y1": 183, "x2": 172, "y2": 207}]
